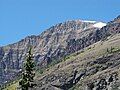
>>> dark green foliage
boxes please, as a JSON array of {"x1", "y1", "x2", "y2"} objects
[
  {"x1": 106, "y1": 47, "x2": 120, "y2": 55},
  {"x1": 47, "y1": 59, "x2": 61, "y2": 68},
  {"x1": 63, "y1": 56, "x2": 70, "y2": 61},
  {"x1": 19, "y1": 47, "x2": 35, "y2": 90},
  {"x1": 107, "y1": 48, "x2": 109, "y2": 53},
  {"x1": 110, "y1": 47, "x2": 114, "y2": 53},
  {"x1": 87, "y1": 47, "x2": 92, "y2": 50},
  {"x1": 38, "y1": 68, "x2": 43, "y2": 74},
  {"x1": 107, "y1": 47, "x2": 120, "y2": 54}
]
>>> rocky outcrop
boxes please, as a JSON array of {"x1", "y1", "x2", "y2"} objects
[
  {"x1": 34, "y1": 69, "x2": 86, "y2": 90},
  {"x1": 51, "y1": 70, "x2": 85, "y2": 90},
  {"x1": 86, "y1": 72, "x2": 119, "y2": 90}
]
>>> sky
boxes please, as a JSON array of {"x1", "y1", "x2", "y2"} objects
[{"x1": 0, "y1": 0, "x2": 120, "y2": 46}]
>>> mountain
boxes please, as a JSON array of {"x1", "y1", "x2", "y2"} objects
[
  {"x1": 32, "y1": 15, "x2": 120, "y2": 90},
  {"x1": 0, "y1": 20, "x2": 106, "y2": 85},
  {"x1": 0, "y1": 15, "x2": 120, "y2": 90}
]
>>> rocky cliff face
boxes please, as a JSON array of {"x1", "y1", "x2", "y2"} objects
[{"x1": 0, "y1": 15, "x2": 120, "y2": 87}]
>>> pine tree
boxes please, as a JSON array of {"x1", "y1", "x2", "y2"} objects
[{"x1": 19, "y1": 47, "x2": 35, "y2": 90}]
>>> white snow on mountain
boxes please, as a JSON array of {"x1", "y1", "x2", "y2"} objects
[
  {"x1": 82, "y1": 20, "x2": 96, "y2": 23},
  {"x1": 93, "y1": 22, "x2": 106, "y2": 28},
  {"x1": 81, "y1": 20, "x2": 106, "y2": 28}
]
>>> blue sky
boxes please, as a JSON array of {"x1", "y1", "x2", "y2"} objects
[{"x1": 0, "y1": 0, "x2": 120, "y2": 46}]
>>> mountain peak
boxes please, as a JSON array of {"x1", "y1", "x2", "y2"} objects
[
  {"x1": 116, "y1": 15, "x2": 120, "y2": 19},
  {"x1": 114, "y1": 15, "x2": 120, "y2": 23}
]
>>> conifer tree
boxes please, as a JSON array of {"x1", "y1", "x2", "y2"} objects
[{"x1": 19, "y1": 47, "x2": 35, "y2": 90}]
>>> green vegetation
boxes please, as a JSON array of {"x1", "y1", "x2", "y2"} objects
[
  {"x1": 106, "y1": 47, "x2": 120, "y2": 54},
  {"x1": 19, "y1": 47, "x2": 35, "y2": 90},
  {"x1": 48, "y1": 59, "x2": 61, "y2": 67},
  {"x1": 0, "y1": 73, "x2": 22, "y2": 90},
  {"x1": 3, "y1": 82, "x2": 19, "y2": 90},
  {"x1": 38, "y1": 68, "x2": 44, "y2": 74},
  {"x1": 87, "y1": 46, "x2": 92, "y2": 50}
]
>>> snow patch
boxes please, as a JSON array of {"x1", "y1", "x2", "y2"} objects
[
  {"x1": 93, "y1": 22, "x2": 106, "y2": 28},
  {"x1": 82, "y1": 20, "x2": 96, "y2": 23}
]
